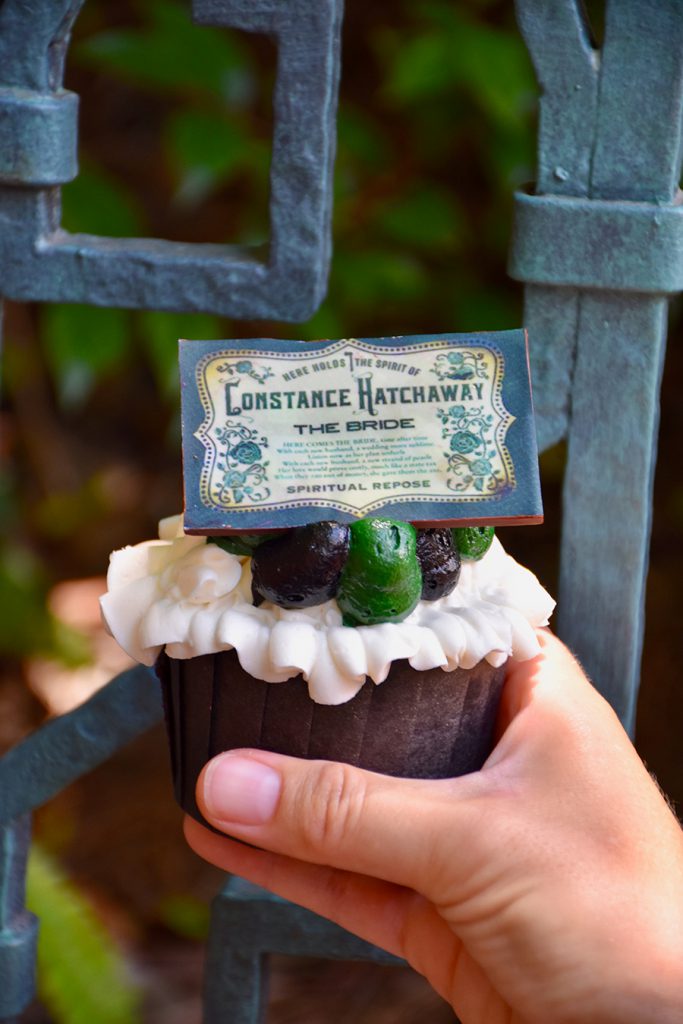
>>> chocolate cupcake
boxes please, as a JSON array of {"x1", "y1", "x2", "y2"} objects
[{"x1": 101, "y1": 515, "x2": 554, "y2": 828}]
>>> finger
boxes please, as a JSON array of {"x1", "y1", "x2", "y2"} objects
[
  {"x1": 184, "y1": 815, "x2": 465, "y2": 1004},
  {"x1": 493, "y1": 629, "x2": 579, "y2": 745},
  {"x1": 507, "y1": 628, "x2": 598, "y2": 707},
  {"x1": 493, "y1": 648, "x2": 543, "y2": 742},
  {"x1": 488, "y1": 630, "x2": 641, "y2": 795},
  {"x1": 497, "y1": 629, "x2": 576, "y2": 728},
  {"x1": 491, "y1": 629, "x2": 614, "y2": 755},
  {"x1": 194, "y1": 751, "x2": 485, "y2": 897},
  {"x1": 184, "y1": 816, "x2": 417, "y2": 959}
]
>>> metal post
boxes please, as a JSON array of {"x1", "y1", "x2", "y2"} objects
[
  {"x1": 511, "y1": 0, "x2": 683, "y2": 731},
  {"x1": 0, "y1": 818, "x2": 39, "y2": 1023}
]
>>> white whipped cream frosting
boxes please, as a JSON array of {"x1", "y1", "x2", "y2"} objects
[{"x1": 100, "y1": 515, "x2": 555, "y2": 705}]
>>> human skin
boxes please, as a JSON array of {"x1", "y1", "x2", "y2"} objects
[{"x1": 184, "y1": 631, "x2": 683, "y2": 1024}]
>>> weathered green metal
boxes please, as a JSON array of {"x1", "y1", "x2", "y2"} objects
[
  {"x1": 510, "y1": 0, "x2": 683, "y2": 732},
  {"x1": 0, "y1": 88, "x2": 78, "y2": 186},
  {"x1": 0, "y1": 0, "x2": 343, "y2": 321},
  {"x1": 0, "y1": 668, "x2": 162, "y2": 829},
  {"x1": 0, "y1": 819, "x2": 38, "y2": 1021},
  {"x1": 511, "y1": 191, "x2": 683, "y2": 293},
  {"x1": 0, "y1": 669, "x2": 161, "y2": 1019},
  {"x1": 204, "y1": 878, "x2": 402, "y2": 1023}
]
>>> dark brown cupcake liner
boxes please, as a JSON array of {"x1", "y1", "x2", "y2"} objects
[{"x1": 156, "y1": 649, "x2": 506, "y2": 829}]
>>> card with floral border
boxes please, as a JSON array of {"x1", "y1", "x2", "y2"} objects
[{"x1": 179, "y1": 330, "x2": 543, "y2": 532}]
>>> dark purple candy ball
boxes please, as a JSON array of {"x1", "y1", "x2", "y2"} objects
[
  {"x1": 251, "y1": 521, "x2": 351, "y2": 609},
  {"x1": 415, "y1": 528, "x2": 461, "y2": 601}
]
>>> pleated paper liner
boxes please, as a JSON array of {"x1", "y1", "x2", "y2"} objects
[{"x1": 156, "y1": 650, "x2": 506, "y2": 829}]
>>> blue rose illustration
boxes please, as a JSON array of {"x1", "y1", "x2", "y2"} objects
[
  {"x1": 448, "y1": 353, "x2": 464, "y2": 367},
  {"x1": 450, "y1": 430, "x2": 480, "y2": 454},
  {"x1": 231, "y1": 441, "x2": 262, "y2": 464},
  {"x1": 224, "y1": 469, "x2": 247, "y2": 487},
  {"x1": 449, "y1": 404, "x2": 466, "y2": 418},
  {"x1": 470, "y1": 458, "x2": 493, "y2": 477},
  {"x1": 236, "y1": 360, "x2": 253, "y2": 373}
]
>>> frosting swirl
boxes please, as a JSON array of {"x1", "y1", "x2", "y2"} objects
[{"x1": 100, "y1": 515, "x2": 555, "y2": 705}]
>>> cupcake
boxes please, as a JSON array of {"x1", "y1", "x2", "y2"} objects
[{"x1": 100, "y1": 515, "x2": 554, "y2": 826}]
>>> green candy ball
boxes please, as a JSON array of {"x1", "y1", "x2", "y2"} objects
[
  {"x1": 337, "y1": 518, "x2": 422, "y2": 627},
  {"x1": 451, "y1": 526, "x2": 495, "y2": 560}
]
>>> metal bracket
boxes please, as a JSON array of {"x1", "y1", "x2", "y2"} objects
[
  {"x1": 0, "y1": 0, "x2": 343, "y2": 320},
  {"x1": 0, "y1": 819, "x2": 38, "y2": 1021},
  {"x1": 513, "y1": 0, "x2": 683, "y2": 731},
  {"x1": 204, "y1": 877, "x2": 403, "y2": 1023},
  {"x1": 0, "y1": 668, "x2": 162, "y2": 1020},
  {"x1": 0, "y1": 87, "x2": 78, "y2": 185},
  {"x1": 0, "y1": 667, "x2": 163, "y2": 828},
  {"x1": 510, "y1": 189, "x2": 683, "y2": 293}
]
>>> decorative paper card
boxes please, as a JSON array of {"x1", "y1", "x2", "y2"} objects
[{"x1": 180, "y1": 331, "x2": 542, "y2": 532}]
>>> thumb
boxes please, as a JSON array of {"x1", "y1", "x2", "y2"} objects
[{"x1": 196, "y1": 749, "x2": 485, "y2": 894}]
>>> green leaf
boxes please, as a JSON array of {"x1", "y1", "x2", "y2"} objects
[
  {"x1": 487, "y1": 123, "x2": 535, "y2": 192},
  {"x1": 27, "y1": 845, "x2": 142, "y2": 1024},
  {"x1": 334, "y1": 249, "x2": 428, "y2": 310},
  {"x1": 41, "y1": 306, "x2": 131, "y2": 408},
  {"x1": 0, "y1": 540, "x2": 90, "y2": 662},
  {"x1": 74, "y1": 0, "x2": 253, "y2": 101},
  {"x1": 382, "y1": 12, "x2": 534, "y2": 129},
  {"x1": 382, "y1": 31, "x2": 456, "y2": 103},
  {"x1": 337, "y1": 108, "x2": 391, "y2": 169},
  {"x1": 165, "y1": 109, "x2": 268, "y2": 205},
  {"x1": 61, "y1": 161, "x2": 145, "y2": 237},
  {"x1": 0, "y1": 545, "x2": 53, "y2": 656},
  {"x1": 50, "y1": 619, "x2": 93, "y2": 668},
  {"x1": 451, "y1": 22, "x2": 535, "y2": 130},
  {"x1": 378, "y1": 189, "x2": 464, "y2": 249},
  {"x1": 297, "y1": 303, "x2": 344, "y2": 341},
  {"x1": 138, "y1": 311, "x2": 223, "y2": 399}
]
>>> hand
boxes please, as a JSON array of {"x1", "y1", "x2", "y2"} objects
[{"x1": 184, "y1": 632, "x2": 683, "y2": 1024}]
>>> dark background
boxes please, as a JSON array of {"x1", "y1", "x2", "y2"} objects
[{"x1": 1, "y1": 2, "x2": 680, "y2": 1021}]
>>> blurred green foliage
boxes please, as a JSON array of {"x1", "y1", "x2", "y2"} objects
[
  {"x1": 75, "y1": 0, "x2": 256, "y2": 101},
  {"x1": 156, "y1": 893, "x2": 211, "y2": 941},
  {"x1": 43, "y1": 306, "x2": 132, "y2": 408},
  {"x1": 0, "y1": 543, "x2": 89, "y2": 662},
  {"x1": 27, "y1": 845, "x2": 142, "y2": 1024}
]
